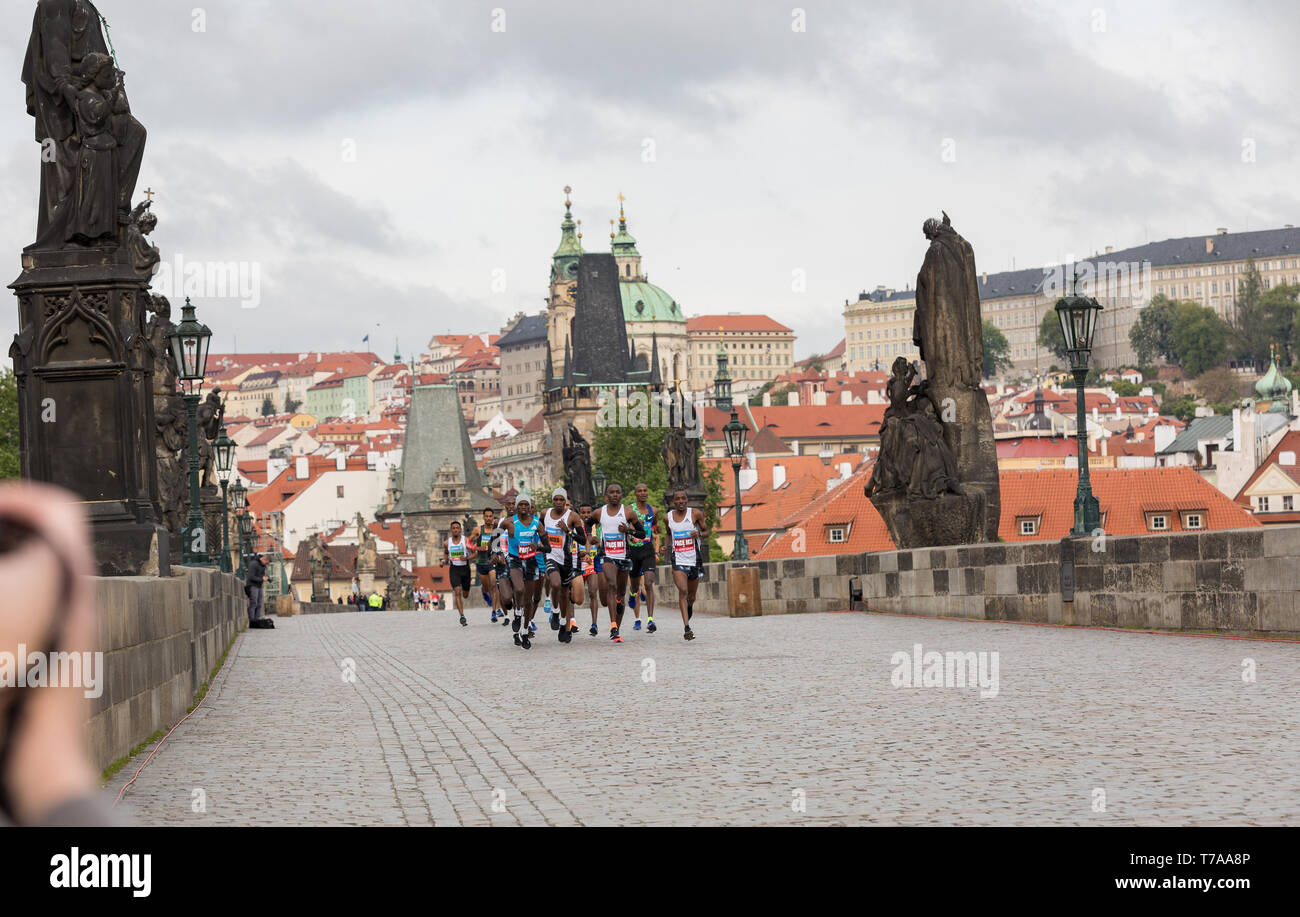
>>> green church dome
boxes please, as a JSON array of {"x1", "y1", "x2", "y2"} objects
[{"x1": 619, "y1": 280, "x2": 683, "y2": 324}]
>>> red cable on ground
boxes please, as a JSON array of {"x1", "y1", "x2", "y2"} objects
[
  {"x1": 833, "y1": 606, "x2": 1300, "y2": 643},
  {"x1": 112, "y1": 633, "x2": 240, "y2": 807}
]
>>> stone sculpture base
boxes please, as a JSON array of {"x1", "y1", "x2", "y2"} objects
[
  {"x1": 10, "y1": 247, "x2": 167, "y2": 576},
  {"x1": 871, "y1": 486, "x2": 994, "y2": 551},
  {"x1": 928, "y1": 385, "x2": 1001, "y2": 544},
  {"x1": 310, "y1": 576, "x2": 328, "y2": 604},
  {"x1": 358, "y1": 570, "x2": 375, "y2": 595}
]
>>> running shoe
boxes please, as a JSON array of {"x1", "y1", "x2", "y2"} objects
[
  {"x1": 684, "y1": 626, "x2": 695, "y2": 641},
  {"x1": 520, "y1": 632, "x2": 532, "y2": 650},
  {"x1": 628, "y1": 595, "x2": 638, "y2": 611},
  {"x1": 550, "y1": 611, "x2": 560, "y2": 631},
  {"x1": 500, "y1": 613, "x2": 509, "y2": 626},
  {"x1": 610, "y1": 626, "x2": 622, "y2": 643},
  {"x1": 459, "y1": 615, "x2": 467, "y2": 627},
  {"x1": 511, "y1": 615, "x2": 521, "y2": 633},
  {"x1": 559, "y1": 623, "x2": 571, "y2": 644},
  {"x1": 513, "y1": 632, "x2": 522, "y2": 647},
  {"x1": 633, "y1": 620, "x2": 642, "y2": 631},
  {"x1": 490, "y1": 611, "x2": 498, "y2": 623},
  {"x1": 647, "y1": 619, "x2": 657, "y2": 634},
  {"x1": 589, "y1": 624, "x2": 598, "y2": 636},
  {"x1": 529, "y1": 621, "x2": 537, "y2": 633}
]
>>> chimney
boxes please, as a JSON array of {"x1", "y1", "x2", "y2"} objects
[
  {"x1": 1231, "y1": 407, "x2": 1242, "y2": 456},
  {"x1": 790, "y1": 439, "x2": 799, "y2": 454},
  {"x1": 1217, "y1": 227, "x2": 1228, "y2": 235},
  {"x1": 981, "y1": 271, "x2": 987, "y2": 284},
  {"x1": 788, "y1": 391, "x2": 799, "y2": 407},
  {"x1": 1105, "y1": 245, "x2": 1113, "y2": 254},
  {"x1": 839, "y1": 461, "x2": 851, "y2": 479},
  {"x1": 1205, "y1": 238, "x2": 1214, "y2": 254},
  {"x1": 813, "y1": 391, "x2": 827, "y2": 406},
  {"x1": 840, "y1": 390, "x2": 852, "y2": 405},
  {"x1": 295, "y1": 456, "x2": 309, "y2": 480},
  {"x1": 772, "y1": 463, "x2": 786, "y2": 490},
  {"x1": 1101, "y1": 435, "x2": 1108, "y2": 457},
  {"x1": 1091, "y1": 406, "x2": 1098, "y2": 421},
  {"x1": 738, "y1": 466, "x2": 758, "y2": 491},
  {"x1": 1154, "y1": 424, "x2": 1177, "y2": 453},
  {"x1": 762, "y1": 392, "x2": 772, "y2": 407},
  {"x1": 336, "y1": 453, "x2": 346, "y2": 471}
]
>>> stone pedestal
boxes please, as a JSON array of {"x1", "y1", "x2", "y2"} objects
[
  {"x1": 310, "y1": 573, "x2": 328, "y2": 604},
  {"x1": 357, "y1": 568, "x2": 375, "y2": 595},
  {"x1": 727, "y1": 566, "x2": 762, "y2": 617},
  {"x1": 10, "y1": 247, "x2": 169, "y2": 575},
  {"x1": 200, "y1": 486, "x2": 224, "y2": 566},
  {"x1": 871, "y1": 488, "x2": 993, "y2": 551}
]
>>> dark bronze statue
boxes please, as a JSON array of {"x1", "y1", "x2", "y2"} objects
[
  {"x1": 22, "y1": 0, "x2": 148, "y2": 251},
  {"x1": 662, "y1": 412, "x2": 701, "y2": 493},
  {"x1": 866, "y1": 213, "x2": 1001, "y2": 548},
  {"x1": 562, "y1": 424, "x2": 594, "y2": 507}
]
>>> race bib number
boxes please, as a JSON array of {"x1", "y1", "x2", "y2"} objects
[
  {"x1": 673, "y1": 534, "x2": 694, "y2": 556},
  {"x1": 548, "y1": 531, "x2": 564, "y2": 550},
  {"x1": 449, "y1": 544, "x2": 466, "y2": 560},
  {"x1": 603, "y1": 533, "x2": 626, "y2": 558},
  {"x1": 519, "y1": 539, "x2": 536, "y2": 559}
]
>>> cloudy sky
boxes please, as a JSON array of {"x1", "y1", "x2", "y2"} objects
[{"x1": 2, "y1": 0, "x2": 1296, "y2": 360}]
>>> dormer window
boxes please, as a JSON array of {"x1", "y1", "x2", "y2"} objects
[
  {"x1": 827, "y1": 526, "x2": 847, "y2": 543},
  {"x1": 1181, "y1": 512, "x2": 1203, "y2": 529},
  {"x1": 1018, "y1": 517, "x2": 1039, "y2": 536},
  {"x1": 1147, "y1": 513, "x2": 1169, "y2": 531}
]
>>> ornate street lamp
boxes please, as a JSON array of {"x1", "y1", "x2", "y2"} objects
[
  {"x1": 713, "y1": 345, "x2": 733, "y2": 414},
  {"x1": 1055, "y1": 278, "x2": 1103, "y2": 536},
  {"x1": 723, "y1": 408, "x2": 750, "y2": 561},
  {"x1": 168, "y1": 298, "x2": 213, "y2": 565},
  {"x1": 229, "y1": 478, "x2": 247, "y2": 578},
  {"x1": 214, "y1": 425, "x2": 235, "y2": 572},
  {"x1": 592, "y1": 467, "x2": 607, "y2": 499},
  {"x1": 237, "y1": 509, "x2": 253, "y2": 580}
]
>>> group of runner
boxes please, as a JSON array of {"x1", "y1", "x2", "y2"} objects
[{"x1": 442, "y1": 482, "x2": 709, "y2": 649}]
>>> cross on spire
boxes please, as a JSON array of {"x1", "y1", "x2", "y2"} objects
[{"x1": 144, "y1": 187, "x2": 156, "y2": 202}]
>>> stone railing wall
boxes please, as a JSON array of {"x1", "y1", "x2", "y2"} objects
[
  {"x1": 88, "y1": 568, "x2": 245, "y2": 771},
  {"x1": 648, "y1": 526, "x2": 1300, "y2": 636}
]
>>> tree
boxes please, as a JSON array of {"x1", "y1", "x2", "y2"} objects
[
  {"x1": 1230, "y1": 257, "x2": 1271, "y2": 369},
  {"x1": 1109, "y1": 380, "x2": 1141, "y2": 397},
  {"x1": 0, "y1": 370, "x2": 19, "y2": 480},
  {"x1": 1037, "y1": 311, "x2": 1068, "y2": 363},
  {"x1": 981, "y1": 321, "x2": 1013, "y2": 378},
  {"x1": 1128, "y1": 294, "x2": 1179, "y2": 365},
  {"x1": 284, "y1": 397, "x2": 303, "y2": 414},
  {"x1": 1161, "y1": 394, "x2": 1199, "y2": 422},
  {"x1": 1195, "y1": 367, "x2": 1246, "y2": 406},
  {"x1": 261, "y1": 396, "x2": 275, "y2": 417},
  {"x1": 1171, "y1": 302, "x2": 1229, "y2": 376},
  {"x1": 1258, "y1": 282, "x2": 1300, "y2": 365}
]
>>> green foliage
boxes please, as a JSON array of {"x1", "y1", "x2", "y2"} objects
[
  {"x1": 1161, "y1": 394, "x2": 1199, "y2": 422},
  {"x1": 0, "y1": 369, "x2": 19, "y2": 480},
  {"x1": 1128, "y1": 294, "x2": 1179, "y2": 365},
  {"x1": 1230, "y1": 258, "x2": 1273, "y2": 369},
  {"x1": 981, "y1": 320, "x2": 1013, "y2": 378},
  {"x1": 285, "y1": 397, "x2": 302, "y2": 414},
  {"x1": 749, "y1": 380, "x2": 789, "y2": 406},
  {"x1": 1171, "y1": 302, "x2": 1230, "y2": 376},
  {"x1": 260, "y1": 396, "x2": 275, "y2": 417},
  {"x1": 1109, "y1": 380, "x2": 1141, "y2": 397},
  {"x1": 1259, "y1": 282, "x2": 1300, "y2": 365},
  {"x1": 1037, "y1": 310, "x2": 1068, "y2": 362},
  {"x1": 1195, "y1": 367, "x2": 1246, "y2": 406}
]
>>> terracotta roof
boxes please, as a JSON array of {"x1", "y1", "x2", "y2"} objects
[
  {"x1": 707, "y1": 453, "x2": 866, "y2": 534},
  {"x1": 1000, "y1": 467, "x2": 1260, "y2": 540},
  {"x1": 520, "y1": 410, "x2": 547, "y2": 435},
  {"x1": 236, "y1": 459, "x2": 268, "y2": 483},
  {"x1": 697, "y1": 404, "x2": 886, "y2": 442},
  {"x1": 686, "y1": 314, "x2": 794, "y2": 333},
  {"x1": 247, "y1": 425, "x2": 288, "y2": 447},
  {"x1": 752, "y1": 463, "x2": 895, "y2": 559}
]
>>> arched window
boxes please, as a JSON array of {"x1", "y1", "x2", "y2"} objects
[{"x1": 625, "y1": 264, "x2": 631, "y2": 277}]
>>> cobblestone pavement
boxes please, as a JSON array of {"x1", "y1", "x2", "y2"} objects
[{"x1": 105, "y1": 607, "x2": 1300, "y2": 826}]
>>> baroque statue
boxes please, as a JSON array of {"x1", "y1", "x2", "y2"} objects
[
  {"x1": 562, "y1": 424, "x2": 594, "y2": 507},
  {"x1": 866, "y1": 213, "x2": 1001, "y2": 548},
  {"x1": 22, "y1": 0, "x2": 148, "y2": 251}
]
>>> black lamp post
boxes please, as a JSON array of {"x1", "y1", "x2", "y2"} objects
[
  {"x1": 714, "y1": 344, "x2": 733, "y2": 414},
  {"x1": 236, "y1": 507, "x2": 253, "y2": 582},
  {"x1": 168, "y1": 298, "x2": 213, "y2": 565},
  {"x1": 214, "y1": 425, "x2": 235, "y2": 572},
  {"x1": 1055, "y1": 278, "x2": 1103, "y2": 536},
  {"x1": 723, "y1": 409, "x2": 750, "y2": 561},
  {"x1": 592, "y1": 467, "x2": 607, "y2": 500},
  {"x1": 230, "y1": 478, "x2": 247, "y2": 579}
]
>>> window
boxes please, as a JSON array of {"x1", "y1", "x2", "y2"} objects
[
  {"x1": 1148, "y1": 514, "x2": 1168, "y2": 531},
  {"x1": 1018, "y1": 518, "x2": 1038, "y2": 536},
  {"x1": 827, "y1": 527, "x2": 847, "y2": 543},
  {"x1": 1183, "y1": 513, "x2": 1203, "y2": 529},
  {"x1": 1257, "y1": 496, "x2": 1270, "y2": 512},
  {"x1": 337, "y1": 486, "x2": 345, "y2": 498},
  {"x1": 1285, "y1": 496, "x2": 1295, "y2": 512}
]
